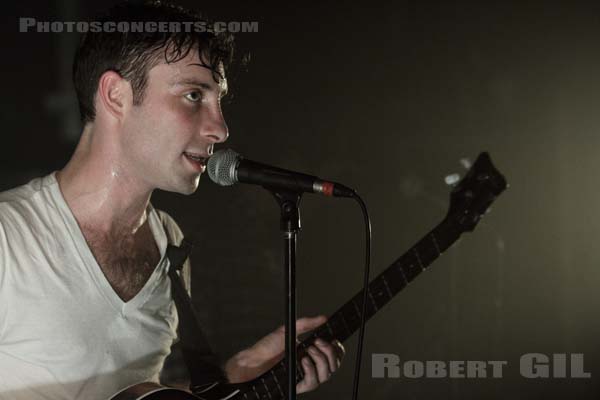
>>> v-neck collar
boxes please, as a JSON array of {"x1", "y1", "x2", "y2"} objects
[{"x1": 46, "y1": 171, "x2": 169, "y2": 314}]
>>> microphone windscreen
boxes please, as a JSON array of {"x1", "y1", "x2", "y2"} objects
[{"x1": 207, "y1": 149, "x2": 240, "y2": 186}]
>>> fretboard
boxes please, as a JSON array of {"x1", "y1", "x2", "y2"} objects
[{"x1": 235, "y1": 215, "x2": 463, "y2": 400}]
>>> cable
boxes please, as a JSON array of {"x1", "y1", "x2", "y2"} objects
[{"x1": 350, "y1": 192, "x2": 372, "y2": 400}]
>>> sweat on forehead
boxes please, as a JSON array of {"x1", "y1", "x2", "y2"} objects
[
  {"x1": 156, "y1": 50, "x2": 229, "y2": 98},
  {"x1": 149, "y1": 43, "x2": 227, "y2": 85}
]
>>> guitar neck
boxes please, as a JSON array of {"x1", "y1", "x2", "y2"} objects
[
  {"x1": 311, "y1": 215, "x2": 461, "y2": 343},
  {"x1": 239, "y1": 215, "x2": 463, "y2": 399}
]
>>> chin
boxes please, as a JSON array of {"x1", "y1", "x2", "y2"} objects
[
  {"x1": 161, "y1": 174, "x2": 201, "y2": 195},
  {"x1": 180, "y1": 175, "x2": 201, "y2": 195},
  {"x1": 179, "y1": 185, "x2": 199, "y2": 195}
]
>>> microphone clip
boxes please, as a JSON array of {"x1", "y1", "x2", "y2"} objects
[{"x1": 269, "y1": 187, "x2": 303, "y2": 233}]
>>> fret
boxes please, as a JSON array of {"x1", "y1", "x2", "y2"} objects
[
  {"x1": 351, "y1": 293, "x2": 377, "y2": 319},
  {"x1": 360, "y1": 294, "x2": 377, "y2": 318},
  {"x1": 278, "y1": 360, "x2": 286, "y2": 373},
  {"x1": 338, "y1": 301, "x2": 360, "y2": 330},
  {"x1": 414, "y1": 236, "x2": 437, "y2": 267},
  {"x1": 339, "y1": 301, "x2": 358, "y2": 324},
  {"x1": 337, "y1": 311, "x2": 352, "y2": 337},
  {"x1": 368, "y1": 276, "x2": 393, "y2": 309},
  {"x1": 276, "y1": 358, "x2": 303, "y2": 383},
  {"x1": 274, "y1": 361, "x2": 286, "y2": 377},
  {"x1": 327, "y1": 311, "x2": 351, "y2": 339},
  {"x1": 257, "y1": 376, "x2": 272, "y2": 396},
  {"x1": 251, "y1": 384, "x2": 262, "y2": 398},
  {"x1": 413, "y1": 248, "x2": 423, "y2": 270},
  {"x1": 383, "y1": 262, "x2": 407, "y2": 293},
  {"x1": 260, "y1": 378, "x2": 272, "y2": 400},
  {"x1": 430, "y1": 232, "x2": 441, "y2": 255},
  {"x1": 270, "y1": 370, "x2": 285, "y2": 398},
  {"x1": 351, "y1": 297, "x2": 362, "y2": 319},
  {"x1": 335, "y1": 301, "x2": 360, "y2": 338},
  {"x1": 313, "y1": 321, "x2": 333, "y2": 343},
  {"x1": 401, "y1": 252, "x2": 422, "y2": 282},
  {"x1": 367, "y1": 289, "x2": 379, "y2": 313},
  {"x1": 325, "y1": 321, "x2": 335, "y2": 338},
  {"x1": 381, "y1": 275, "x2": 393, "y2": 298}
]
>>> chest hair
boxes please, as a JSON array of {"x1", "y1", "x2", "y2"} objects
[{"x1": 82, "y1": 222, "x2": 161, "y2": 302}]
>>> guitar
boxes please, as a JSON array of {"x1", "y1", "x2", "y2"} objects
[{"x1": 109, "y1": 152, "x2": 507, "y2": 400}]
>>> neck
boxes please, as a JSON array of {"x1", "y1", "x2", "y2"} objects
[{"x1": 57, "y1": 123, "x2": 152, "y2": 236}]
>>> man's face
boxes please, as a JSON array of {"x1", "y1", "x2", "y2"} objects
[{"x1": 119, "y1": 48, "x2": 229, "y2": 195}]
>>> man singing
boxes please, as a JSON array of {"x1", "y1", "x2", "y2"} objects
[{"x1": 0, "y1": 1, "x2": 344, "y2": 398}]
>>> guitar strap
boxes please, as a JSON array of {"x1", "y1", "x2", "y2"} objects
[{"x1": 165, "y1": 241, "x2": 228, "y2": 392}]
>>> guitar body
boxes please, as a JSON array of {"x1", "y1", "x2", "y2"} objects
[
  {"x1": 109, "y1": 382, "x2": 242, "y2": 400},
  {"x1": 109, "y1": 383, "x2": 197, "y2": 400}
]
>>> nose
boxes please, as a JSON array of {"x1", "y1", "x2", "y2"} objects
[{"x1": 200, "y1": 105, "x2": 229, "y2": 145}]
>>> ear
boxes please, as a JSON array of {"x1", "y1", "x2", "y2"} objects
[{"x1": 96, "y1": 70, "x2": 132, "y2": 122}]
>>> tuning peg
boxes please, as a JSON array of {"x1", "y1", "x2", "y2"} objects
[
  {"x1": 444, "y1": 173, "x2": 460, "y2": 186},
  {"x1": 460, "y1": 158, "x2": 472, "y2": 170}
]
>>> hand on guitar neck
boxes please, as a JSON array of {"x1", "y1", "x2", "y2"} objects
[{"x1": 223, "y1": 315, "x2": 346, "y2": 393}]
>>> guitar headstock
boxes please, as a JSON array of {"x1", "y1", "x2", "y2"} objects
[{"x1": 447, "y1": 152, "x2": 507, "y2": 232}]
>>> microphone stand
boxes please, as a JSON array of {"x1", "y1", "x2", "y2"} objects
[{"x1": 270, "y1": 188, "x2": 302, "y2": 400}]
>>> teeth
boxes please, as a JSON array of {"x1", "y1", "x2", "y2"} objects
[{"x1": 184, "y1": 153, "x2": 204, "y2": 162}]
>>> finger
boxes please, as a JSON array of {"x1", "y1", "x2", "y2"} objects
[
  {"x1": 274, "y1": 315, "x2": 327, "y2": 337},
  {"x1": 297, "y1": 356, "x2": 319, "y2": 393},
  {"x1": 296, "y1": 315, "x2": 327, "y2": 335},
  {"x1": 314, "y1": 339, "x2": 340, "y2": 372},
  {"x1": 307, "y1": 345, "x2": 332, "y2": 383}
]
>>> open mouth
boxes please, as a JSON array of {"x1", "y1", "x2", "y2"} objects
[{"x1": 183, "y1": 152, "x2": 208, "y2": 170}]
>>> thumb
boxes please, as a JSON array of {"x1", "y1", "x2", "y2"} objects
[{"x1": 296, "y1": 315, "x2": 327, "y2": 335}]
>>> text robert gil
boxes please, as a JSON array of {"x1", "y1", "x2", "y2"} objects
[{"x1": 372, "y1": 353, "x2": 591, "y2": 379}]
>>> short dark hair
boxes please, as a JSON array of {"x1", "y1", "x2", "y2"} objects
[{"x1": 72, "y1": 0, "x2": 235, "y2": 124}]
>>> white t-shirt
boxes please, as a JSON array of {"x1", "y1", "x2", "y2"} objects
[{"x1": 0, "y1": 172, "x2": 185, "y2": 400}]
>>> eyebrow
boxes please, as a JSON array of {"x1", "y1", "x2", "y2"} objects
[
  {"x1": 175, "y1": 63, "x2": 228, "y2": 97},
  {"x1": 174, "y1": 78, "x2": 227, "y2": 96}
]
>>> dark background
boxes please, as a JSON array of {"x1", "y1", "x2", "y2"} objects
[{"x1": 4, "y1": 1, "x2": 600, "y2": 399}]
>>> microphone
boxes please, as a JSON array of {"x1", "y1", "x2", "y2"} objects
[{"x1": 207, "y1": 149, "x2": 355, "y2": 198}]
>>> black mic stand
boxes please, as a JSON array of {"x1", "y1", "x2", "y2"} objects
[{"x1": 269, "y1": 188, "x2": 302, "y2": 400}]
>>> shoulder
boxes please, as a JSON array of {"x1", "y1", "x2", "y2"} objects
[
  {"x1": 0, "y1": 173, "x2": 58, "y2": 246},
  {"x1": 0, "y1": 176, "x2": 43, "y2": 207},
  {"x1": 0, "y1": 173, "x2": 58, "y2": 225},
  {"x1": 0, "y1": 174, "x2": 53, "y2": 287},
  {"x1": 154, "y1": 208, "x2": 192, "y2": 295},
  {"x1": 155, "y1": 209, "x2": 185, "y2": 246},
  {"x1": 0, "y1": 174, "x2": 49, "y2": 204}
]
